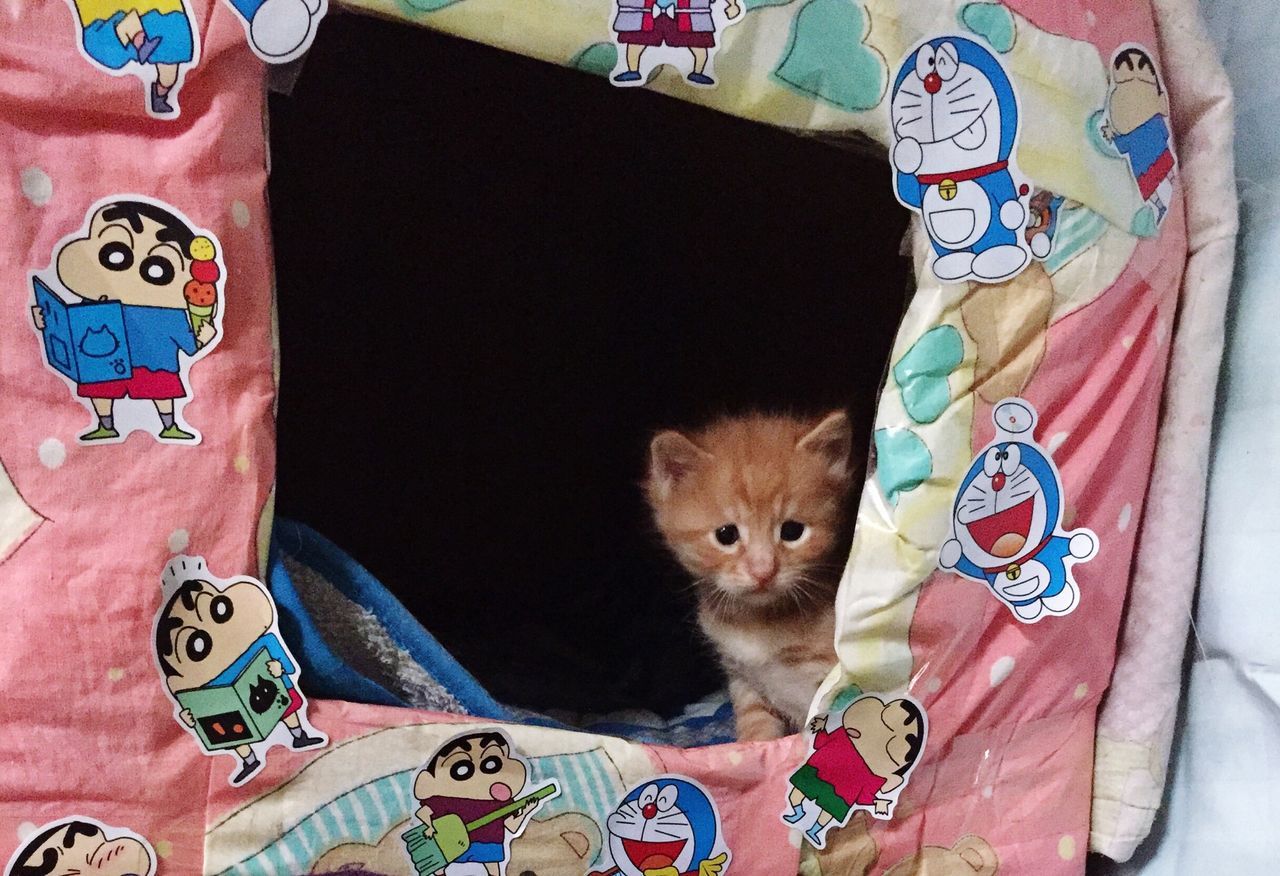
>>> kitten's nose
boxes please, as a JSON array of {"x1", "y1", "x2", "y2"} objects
[
  {"x1": 747, "y1": 554, "x2": 779, "y2": 588},
  {"x1": 642, "y1": 802, "x2": 658, "y2": 820},
  {"x1": 923, "y1": 71, "x2": 942, "y2": 94},
  {"x1": 992, "y1": 472, "x2": 1006, "y2": 491}
]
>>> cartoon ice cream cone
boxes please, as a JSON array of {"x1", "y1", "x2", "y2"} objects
[{"x1": 185, "y1": 235, "x2": 220, "y2": 340}]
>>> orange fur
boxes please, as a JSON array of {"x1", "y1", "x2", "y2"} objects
[{"x1": 645, "y1": 411, "x2": 860, "y2": 740}]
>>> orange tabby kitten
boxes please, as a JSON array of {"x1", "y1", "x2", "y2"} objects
[{"x1": 645, "y1": 411, "x2": 858, "y2": 741}]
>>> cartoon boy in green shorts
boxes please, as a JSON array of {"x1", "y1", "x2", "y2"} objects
[{"x1": 781, "y1": 691, "x2": 926, "y2": 849}]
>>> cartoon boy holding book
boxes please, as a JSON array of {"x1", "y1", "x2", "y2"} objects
[
  {"x1": 30, "y1": 198, "x2": 222, "y2": 444},
  {"x1": 153, "y1": 556, "x2": 326, "y2": 786}
]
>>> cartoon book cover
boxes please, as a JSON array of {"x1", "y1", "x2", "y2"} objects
[
  {"x1": 176, "y1": 646, "x2": 294, "y2": 751},
  {"x1": 33, "y1": 277, "x2": 132, "y2": 385}
]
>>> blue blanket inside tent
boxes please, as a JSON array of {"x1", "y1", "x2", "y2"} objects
[{"x1": 269, "y1": 518, "x2": 736, "y2": 747}]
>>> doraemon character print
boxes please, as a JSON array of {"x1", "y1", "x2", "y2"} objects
[
  {"x1": 589, "y1": 776, "x2": 730, "y2": 876},
  {"x1": 938, "y1": 399, "x2": 1098, "y2": 623},
  {"x1": 889, "y1": 36, "x2": 1040, "y2": 284}
]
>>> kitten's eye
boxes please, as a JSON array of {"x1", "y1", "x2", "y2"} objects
[
  {"x1": 713, "y1": 524, "x2": 739, "y2": 547},
  {"x1": 780, "y1": 520, "x2": 806, "y2": 542}
]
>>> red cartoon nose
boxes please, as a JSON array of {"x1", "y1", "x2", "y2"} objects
[
  {"x1": 991, "y1": 472, "x2": 1006, "y2": 491},
  {"x1": 642, "y1": 802, "x2": 658, "y2": 820},
  {"x1": 923, "y1": 71, "x2": 942, "y2": 94}
]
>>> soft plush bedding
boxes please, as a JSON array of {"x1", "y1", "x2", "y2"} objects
[{"x1": 272, "y1": 519, "x2": 739, "y2": 747}]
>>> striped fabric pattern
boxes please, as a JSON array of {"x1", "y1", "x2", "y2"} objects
[
  {"x1": 214, "y1": 749, "x2": 627, "y2": 875},
  {"x1": 215, "y1": 771, "x2": 414, "y2": 876},
  {"x1": 1045, "y1": 202, "x2": 1111, "y2": 275}
]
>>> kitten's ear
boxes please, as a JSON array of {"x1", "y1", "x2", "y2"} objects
[
  {"x1": 648, "y1": 431, "x2": 711, "y2": 500},
  {"x1": 797, "y1": 410, "x2": 852, "y2": 480}
]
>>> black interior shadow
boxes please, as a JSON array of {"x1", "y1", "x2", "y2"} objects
[{"x1": 268, "y1": 12, "x2": 911, "y2": 716}]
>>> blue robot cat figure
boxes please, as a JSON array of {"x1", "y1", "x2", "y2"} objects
[
  {"x1": 595, "y1": 777, "x2": 730, "y2": 876},
  {"x1": 939, "y1": 399, "x2": 1098, "y2": 623},
  {"x1": 889, "y1": 36, "x2": 1034, "y2": 284}
]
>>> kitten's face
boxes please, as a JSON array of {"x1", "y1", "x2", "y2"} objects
[{"x1": 646, "y1": 412, "x2": 855, "y2": 611}]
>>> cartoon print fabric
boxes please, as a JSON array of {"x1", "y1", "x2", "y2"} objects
[
  {"x1": 610, "y1": 0, "x2": 741, "y2": 87},
  {"x1": 889, "y1": 36, "x2": 1036, "y2": 284},
  {"x1": 1100, "y1": 44, "x2": 1177, "y2": 228},
  {"x1": 406, "y1": 729, "x2": 559, "y2": 876},
  {"x1": 591, "y1": 776, "x2": 730, "y2": 876},
  {"x1": 938, "y1": 399, "x2": 1098, "y2": 622},
  {"x1": 782, "y1": 687, "x2": 926, "y2": 849},
  {"x1": 152, "y1": 556, "x2": 327, "y2": 786},
  {"x1": 29, "y1": 196, "x2": 224, "y2": 445},
  {"x1": 4, "y1": 818, "x2": 155, "y2": 876},
  {"x1": 221, "y1": 0, "x2": 327, "y2": 64},
  {"x1": 64, "y1": 0, "x2": 198, "y2": 116},
  {"x1": 63, "y1": 0, "x2": 325, "y2": 119}
]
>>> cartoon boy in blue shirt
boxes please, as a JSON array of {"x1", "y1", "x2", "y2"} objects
[
  {"x1": 31, "y1": 199, "x2": 221, "y2": 443},
  {"x1": 1102, "y1": 46, "x2": 1177, "y2": 225},
  {"x1": 154, "y1": 567, "x2": 325, "y2": 785}
]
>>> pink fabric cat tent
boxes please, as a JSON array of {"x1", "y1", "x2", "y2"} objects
[{"x1": 0, "y1": 0, "x2": 1236, "y2": 873}]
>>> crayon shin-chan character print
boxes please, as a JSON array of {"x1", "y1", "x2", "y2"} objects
[
  {"x1": 1101, "y1": 44, "x2": 1177, "y2": 227},
  {"x1": 782, "y1": 690, "x2": 926, "y2": 849},
  {"x1": 64, "y1": 0, "x2": 198, "y2": 117},
  {"x1": 29, "y1": 196, "x2": 225, "y2": 445},
  {"x1": 4, "y1": 818, "x2": 155, "y2": 876},
  {"x1": 406, "y1": 729, "x2": 559, "y2": 876},
  {"x1": 152, "y1": 556, "x2": 327, "y2": 786}
]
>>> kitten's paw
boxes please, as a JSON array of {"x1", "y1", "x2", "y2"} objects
[{"x1": 735, "y1": 709, "x2": 788, "y2": 741}]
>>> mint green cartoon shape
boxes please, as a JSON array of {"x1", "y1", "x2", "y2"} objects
[
  {"x1": 959, "y1": 2, "x2": 1016, "y2": 53},
  {"x1": 874, "y1": 427, "x2": 932, "y2": 505},
  {"x1": 773, "y1": 0, "x2": 887, "y2": 112},
  {"x1": 893, "y1": 325, "x2": 964, "y2": 425},
  {"x1": 400, "y1": 0, "x2": 460, "y2": 10},
  {"x1": 1130, "y1": 206, "x2": 1158, "y2": 238},
  {"x1": 829, "y1": 684, "x2": 864, "y2": 712},
  {"x1": 570, "y1": 43, "x2": 618, "y2": 78}
]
